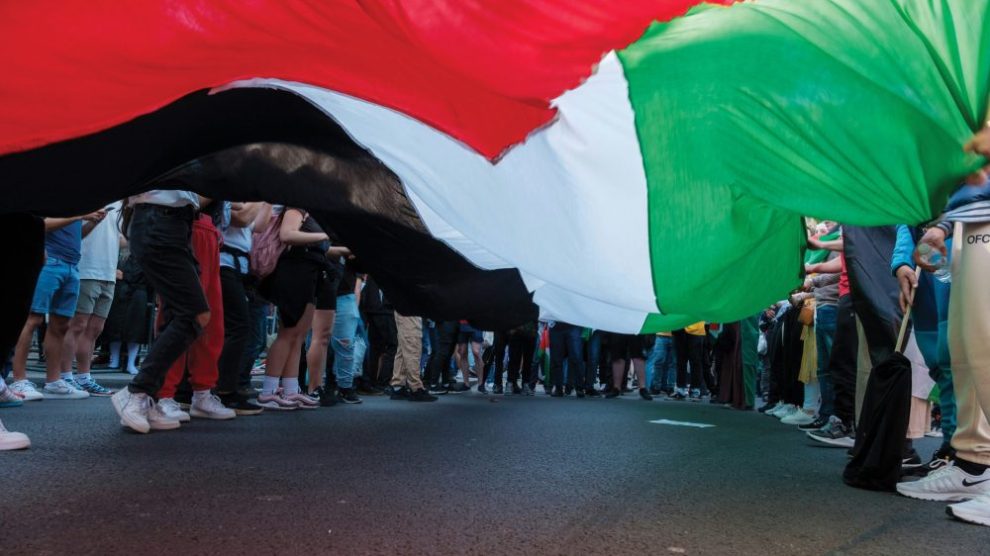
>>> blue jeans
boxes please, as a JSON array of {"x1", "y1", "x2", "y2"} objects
[
  {"x1": 647, "y1": 336, "x2": 676, "y2": 391},
  {"x1": 31, "y1": 257, "x2": 80, "y2": 317},
  {"x1": 549, "y1": 322, "x2": 585, "y2": 389},
  {"x1": 332, "y1": 294, "x2": 360, "y2": 389},
  {"x1": 816, "y1": 304, "x2": 838, "y2": 417}
]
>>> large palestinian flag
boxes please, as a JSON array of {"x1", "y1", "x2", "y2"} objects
[{"x1": 1, "y1": 1, "x2": 987, "y2": 332}]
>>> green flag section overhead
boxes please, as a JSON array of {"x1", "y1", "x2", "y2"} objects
[{"x1": 619, "y1": 0, "x2": 989, "y2": 331}]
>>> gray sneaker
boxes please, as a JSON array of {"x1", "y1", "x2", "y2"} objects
[
  {"x1": 75, "y1": 379, "x2": 115, "y2": 397},
  {"x1": 43, "y1": 379, "x2": 90, "y2": 400},
  {"x1": 807, "y1": 415, "x2": 855, "y2": 448}
]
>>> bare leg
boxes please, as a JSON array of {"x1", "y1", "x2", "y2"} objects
[
  {"x1": 76, "y1": 316, "x2": 107, "y2": 373},
  {"x1": 471, "y1": 341, "x2": 485, "y2": 383},
  {"x1": 455, "y1": 343, "x2": 469, "y2": 384},
  {"x1": 44, "y1": 315, "x2": 71, "y2": 383},
  {"x1": 12, "y1": 315, "x2": 43, "y2": 381},
  {"x1": 612, "y1": 359, "x2": 626, "y2": 391},
  {"x1": 283, "y1": 304, "x2": 316, "y2": 381},
  {"x1": 62, "y1": 312, "x2": 91, "y2": 374},
  {"x1": 632, "y1": 358, "x2": 646, "y2": 390},
  {"x1": 306, "y1": 308, "x2": 334, "y2": 392}
]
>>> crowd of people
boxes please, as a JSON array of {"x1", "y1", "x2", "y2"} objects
[{"x1": 1, "y1": 125, "x2": 989, "y2": 528}]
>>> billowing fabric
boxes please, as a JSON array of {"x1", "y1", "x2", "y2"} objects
[{"x1": 0, "y1": 0, "x2": 987, "y2": 333}]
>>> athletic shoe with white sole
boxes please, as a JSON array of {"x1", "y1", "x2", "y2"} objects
[
  {"x1": 807, "y1": 416, "x2": 856, "y2": 448},
  {"x1": 43, "y1": 379, "x2": 90, "y2": 400},
  {"x1": 0, "y1": 419, "x2": 30, "y2": 450},
  {"x1": 158, "y1": 398, "x2": 192, "y2": 423},
  {"x1": 9, "y1": 380, "x2": 43, "y2": 401},
  {"x1": 774, "y1": 404, "x2": 799, "y2": 420},
  {"x1": 780, "y1": 410, "x2": 816, "y2": 426},
  {"x1": 0, "y1": 385, "x2": 24, "y2": 408},
  {"x1": 190, "y1": 394, "x2": 237, "y2": 420},
  {"x1": 896, "y1": 462, "x2": 990, "y2": 502},
  {"x1": 282, "y1": 392, "x2": 319, "y2": 409},
  {"x1": 75, "y1": 379, "x2": 115, "y2": 397},
  {"x1": 112, "y1": 388, "x2": 151, "y2": 434},
  {"x1": 147, "y1": 402, "x2": 182, "y2": 431},
  {"x1": 947, "y1": 493, "x2": 990, "y2": 527},
  {"x1": 256, "y1": 392, "x2": 299, "y2": 410}
]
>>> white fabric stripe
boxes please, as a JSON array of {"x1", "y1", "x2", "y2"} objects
[{"x1": 230, "y1": 53, "x2": 653, "y2": 332}]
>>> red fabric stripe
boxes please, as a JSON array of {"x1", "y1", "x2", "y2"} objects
[{"x1": 0, "y1": 1, "x2": 711, "y2": 159}]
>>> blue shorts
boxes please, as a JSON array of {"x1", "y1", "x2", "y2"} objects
[{"x1": 31, "y1": 257, "x2": 80, "y2": 318}]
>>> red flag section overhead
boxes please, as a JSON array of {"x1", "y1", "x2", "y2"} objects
[{"x1": 0, "y1": 0, "x2": 714, "y2": 159}]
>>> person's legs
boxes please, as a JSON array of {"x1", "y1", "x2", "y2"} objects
[
  {"x1": 471, "y1": 338, "x2": 485, "y2": 385},
  {"x1": 217, "y1": 267, "x2": 250, "y2": 396},
  {"x1": 673, "y1": 330, "x2": 689, "y2": 392},
  {"x1": 306, "y1": 309, "x2": 335, "y2": 393},
  {"x1": 687, "y1": 334, "x2": 706, "y2": 394},
  {"x1": 492, "y1": 330, "x2": 508, "y2": 387},
  {"x1": 948, "y1": 222, "x2": 990, "y2": 468},
  {"x1": 43, "y1": 315, "x2": 71, "y2": 384},
  {"x1": 425, "y1": 321, "x2": 458, "y2": 389},
  {"x1": 564, "y1": 326, "x2": 585, "y2": 392},
  {"x1": 331, "y1": 294, "x2": 360, "y2": 391},
  {"x1": 548, "y1": 324, "x2": 567, "y2": 393},
  {"x1": 829, "y1": 294, "x2": 858, "y2": 426},
  {"x1": 645, "y1": 336, "x2": 661, "y2": 390},
  {"x1": 815, "y1": 304, "x2": 838, "y2": 418},
  {"x1": 12, "y1": 314, "x2": 43, "y2": 382},
  {"x1": 391, "y1": 313, "x2": 424, "y2": 391}
]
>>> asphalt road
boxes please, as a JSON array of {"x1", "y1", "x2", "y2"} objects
[{"x1": 2, "y1": 373, "x2": 985, "y2": 556}]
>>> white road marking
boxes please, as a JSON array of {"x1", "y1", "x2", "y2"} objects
[{"x1": 649, "y1": 419, "x2": 715, "y2": 428}]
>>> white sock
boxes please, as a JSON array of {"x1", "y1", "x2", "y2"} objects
[
  {"x1": 126, "y1": 344, "x2": 140, "y2": 369},
  {"x1": 262, "y1": 376, "x2": 280, "y2": 395},
  {"x1": 281, "y1": 377, "x2": 300, "y2": 395},
  {"x1": 109, "y1": 341, "x2": 121, "y2": 366},
  {"x1": 76, "y1": 372, "x2": 92, "y2": 384},
  {"x1": 192, "y1": 389, "x2": 212, "y2": 401},
  {"x1": 60, "y1": 372, "x2": 73, "y2": 381}
]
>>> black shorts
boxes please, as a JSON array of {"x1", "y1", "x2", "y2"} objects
[
  {"x1": 315, "y1": 268, "x2": 340, "y2": 311},
  {"x1": 268, "y1": 257, "x2": 321, "y2": 328},
  {"x1": 606, "y1": 333, "x2": 652, "y2": 363},
  {"x1": 457, "y1": 322, "x2": 484, "y2": 344}
]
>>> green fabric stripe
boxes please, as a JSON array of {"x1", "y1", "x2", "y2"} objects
[{"x1": 621, "y1": 0, "x2": 989, "y2": 333}]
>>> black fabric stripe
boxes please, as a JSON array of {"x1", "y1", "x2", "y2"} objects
[{"x1": 0, "y1": 88, "x2": 537, "y2": 328}]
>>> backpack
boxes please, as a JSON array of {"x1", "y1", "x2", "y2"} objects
[{"x1": 249, "y1": 210, "x2": 287, "y2": 279}]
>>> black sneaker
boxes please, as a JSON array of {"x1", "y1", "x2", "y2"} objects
[
  {"x1": 478, "y1": 383, "x2": 488, "y2": 394},
  {"x1": 806, "y1": 416, "x2": 855, "y2": 448},
  {"x1": 390, "y1": 386, "x2": 410, "y2": 400},
  {"x1": 447, "y1": 382, "x2": 470, "y2": 394},
  {"x1": 757, "y1": 402, "x2": 776, "y2": 413},
  {"x1": 564, "y1": 385, "x2": 573, "y2": 396},
  {"x1": 639, "y1": 388, "x2": 654, "y2": 401},
  {"x1": 312, "y1": 386, "x2": 338, "y2": 407},
  {"x1": 604, "y1": 388, "x2": 620, "y2": 399},
  {"x1": 902, "y1": 449, "x2": 924, "y2": 469},
  {"x1": 905, "y1": 446, "x2": 955, "y2": 477},
  {"x1": 337, "y1": 388, "x2": 363, "y2": 404},
  {"x1": 492, "y1": 383, "x2": 504, "y2": 395},
  {"x1": 428, "y1": 384, "x2": 449, "y2": 395},
  {"x1": 799, "y1": 415, "x2": 830, "y2": 431},
  {"x1": 576, "y1": 387, "x2": 586, "y2": 399},
  {"x1": 408, "y1": 388, "x2": 438, "y2": 402},
  {"x1": 550, "y1": 387, "x2": 563, "y2": 398},
  {"x1": 219, "y1": 393, "x2": 264, "y2": 416},
  {"x1": 585, "y1": 387, "x2": 602, "y2": 398},
  {"x1": 357, "y1": 385, "x2": 385, "y2": 396},
  {"x1": 649, "y1": 387, "x2": 661, "y2": 396}
]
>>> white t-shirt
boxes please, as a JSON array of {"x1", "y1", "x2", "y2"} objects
[
  {"x1": 129, "y1": 190, "x2": 200, "y2": 208},
  {"x1": 78, "y1": 201, "x2": 122, "y2": 281}
]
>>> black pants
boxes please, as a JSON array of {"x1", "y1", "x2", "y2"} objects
[
  {"x1": 549, "y1": 322, "x2": 586, "y2": 389},
  {"x1": 363, "y1": 312, "x2": 397, "y2": 387},
  {"x1": 781, "y1": 309, "x2": 806, "y2": 406},
  {"x1": 217, "y1": 267, "x2": 250, "y2": 393},
  {"x1": 1, "y1": 215, "x2": 44, "y2": 361},
  {"x1": 830, "y1": 294, "x2": 859, "y2": 425},
  {"x1": 673, "y1": 331, "x2": 705, "y2": 390},
  {"x1": 765, "y1": 318, "x2": 785, "y2": 404},
  {"x1": 492, "y1": 329, "x2": 536, "y2": 386},
  {"x1": 127, "y1": 205, "x2": 209, "y2": 397},
  {"x1": 426, "y1": 320, "x2": 459, "y2": 386}
]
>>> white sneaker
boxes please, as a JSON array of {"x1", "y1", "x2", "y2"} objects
[
  {"x1": 896, "y1": 462, "x2": 990, "y2": 502},
  {"x1": 256, "y1": 392, "x2": 299, "y2": 410},
  {"x1": 0, "y1": 419, "x2": 30, "y2": 450},
  {"x1": 189, "y1": 394, "x2": 236, "y2": 420},
  {"x1": 282, "y1": 391, "x2": 319, "y2": 409},
  {"x1": 158, "y1": 398, "x2": 191, "y2": 423},
  {"x1": 774, "y1": 404, "x2": 799, "y2": 419},
  {"x1": 112, "y1": 388, "x2": 151, "y2": 434},
  {"x1": 9, "y1": 380, "x2": 44, "y2": 401},
  {"x1": 43, "y1": 379, "x2": 90, "y2": 400},
  {"x1": 147, "y1": 401, "x2": 182, "y2": 431},
  {"x1": 763, "y1": 401, "x2": 784, "y2": 416},
  {"x1": 781, "y1": 410, "x2": 816, "y2": 426},
  {"x1": 947, "y1": 493, "x2": 990, "y2": 526}
]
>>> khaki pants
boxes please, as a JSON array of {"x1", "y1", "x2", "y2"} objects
[
  {"x1": 949, "y1": 221, "x2": 990, "y2": 465},
  {"x1": 391, "y1": 313, "x2": 424, "y2": 391}
]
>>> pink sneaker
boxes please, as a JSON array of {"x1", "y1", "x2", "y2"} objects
[
  {"x1": 256, "y1": 392, "x2": 299, "y2": 411},
  {"x1": 283, "y1": 392, "x2": 319, "y2": 409}
]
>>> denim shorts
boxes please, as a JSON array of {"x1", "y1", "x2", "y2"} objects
[{"x1": 31, "y1": 257, "x2": 80, "y2": 317}]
